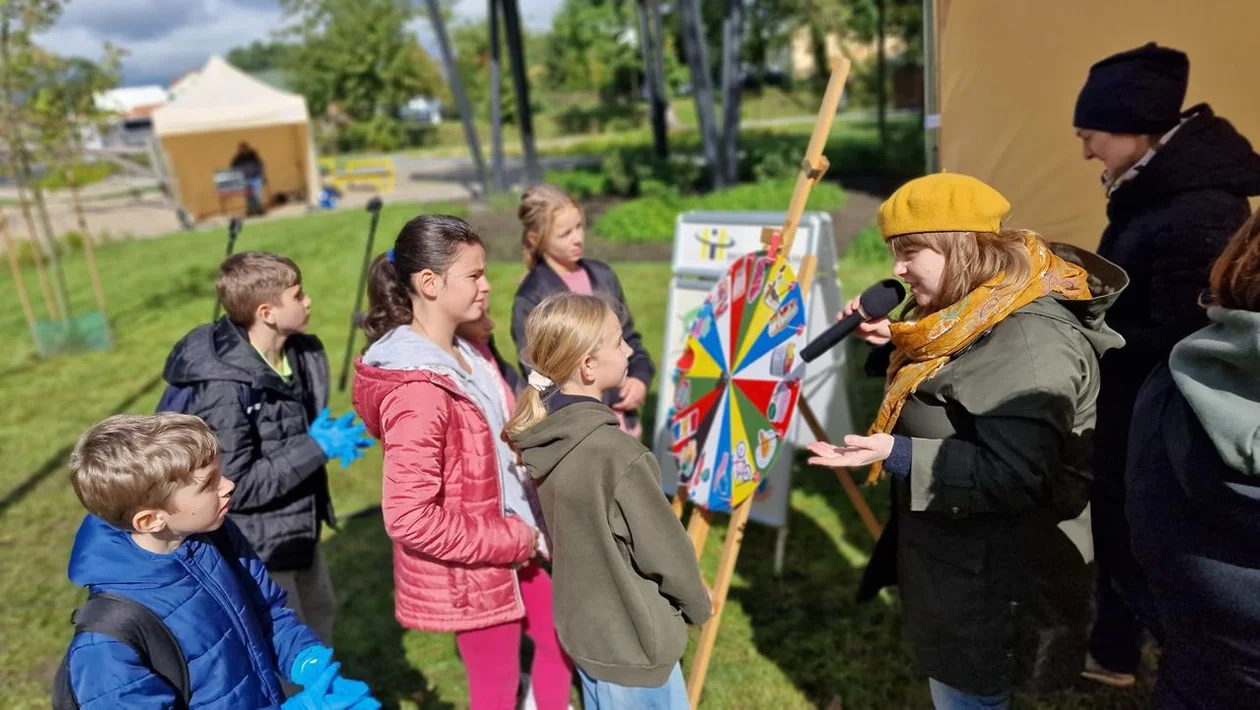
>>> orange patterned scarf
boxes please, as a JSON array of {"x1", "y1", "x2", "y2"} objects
[{"x1": 866, "y1": 234, "x2": 1091, "y2": 484}]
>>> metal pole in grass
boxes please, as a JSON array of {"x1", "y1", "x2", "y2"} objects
[
  {"x1": 212, "y1": 218, "x2": 244, "y2": 321},
  {"x1": 338, "y1": 196, "x2": 384, "y2": 392}
]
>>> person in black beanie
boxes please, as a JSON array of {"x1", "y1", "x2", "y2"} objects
[{"x1": 1073, "y1": 42, "x2": 1260, "y2": 688}]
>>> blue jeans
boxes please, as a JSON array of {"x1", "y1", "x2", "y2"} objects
[
  {"x1": 577, "y1": 663, "x2": 688, "y2": 710},
  {"x1": 929, "y1": 679, "x2": 1010, "y2": 710}
]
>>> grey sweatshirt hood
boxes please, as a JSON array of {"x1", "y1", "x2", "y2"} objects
[{"x1": 1170, "y1": 307, "x2": 1260, "y2": 476}]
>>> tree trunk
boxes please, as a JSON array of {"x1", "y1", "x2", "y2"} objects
[
  {"x1": 488, "y1": 0, "x2": 507, "y2": 192},
  {"x1": 501, "y1": 0, "x2": 541, "y2": 186},
  {"x1": 719, "y1": 0, "x2": 743, "y2": 185},
  {"x1": 1, "y1": 10, "x2": 60, "y2": 321},
  {"x1": 67, "y1": 162, "x2": 107, "y2": 317},
  {"x1": 877, "y1": 0, "x2": 887, "y2": 151},
  {"x1": 422, "y1": 0, "x2": 488, "y2": 196},
  {"x1": 0, "y1": 210, "x2": 39, "y2": 345},
  {"x1": 637, "y1": 0, "x2": 669, "y2": 159},
  {"x1": 678, "y1": 0, "x2": 724, "y2": 189}
]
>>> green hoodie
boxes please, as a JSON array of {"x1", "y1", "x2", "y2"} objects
[
  {"x1": 508, "y1": 399, "x2": 712, "y2": 687},
  {"x1": 1170, "y1": 306, "x2": 1260, "y2": 476}
]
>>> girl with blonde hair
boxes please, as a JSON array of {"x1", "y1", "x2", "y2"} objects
[
  {"x1": 505, "y1": 293, "x2": 710, "y2": 710},
  {"x1": 511, "y1": 185, "x2": 654, "y2": 438}
]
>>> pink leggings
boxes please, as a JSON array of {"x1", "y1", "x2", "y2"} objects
[{"x1": 456, "y1": 564, "x2": 574, "y2": 710}]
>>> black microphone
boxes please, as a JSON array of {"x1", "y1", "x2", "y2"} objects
[{"x1": 800, "y1": 279, "x2": 907, "y2": 363}]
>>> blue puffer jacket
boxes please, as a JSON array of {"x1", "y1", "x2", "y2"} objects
[{"x1": 65, "y1": 515, "x2": 321, "y2": 708}]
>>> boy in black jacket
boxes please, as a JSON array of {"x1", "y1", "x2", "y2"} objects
[{"x1": 161, "y1": 252, "x2": 372, "y2": 643}]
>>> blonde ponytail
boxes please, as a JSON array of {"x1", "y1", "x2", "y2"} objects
[{"x1": 502, "y1": 293, "x2": 610, "y2": 449}]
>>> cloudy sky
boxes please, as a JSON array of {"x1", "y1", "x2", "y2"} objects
[{"x1": 38, "y1": 0, "x2": 565, "y2": 87}]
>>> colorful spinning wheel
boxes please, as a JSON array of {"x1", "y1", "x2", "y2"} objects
[{"x1": 668, "y1": 251, "x2": 808, "y2": 513}]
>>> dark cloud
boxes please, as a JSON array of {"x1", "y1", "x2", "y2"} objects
[{"x1": 56, "y1": 0, "x2": 211, "y2": 43}]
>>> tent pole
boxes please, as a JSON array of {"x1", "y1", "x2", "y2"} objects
[
  {"x1": 423, "y1": 0, "x2": 489, "y2": 197},
  {"x1": 922, "y1": 0, "x2": 940, "y2": 173}
]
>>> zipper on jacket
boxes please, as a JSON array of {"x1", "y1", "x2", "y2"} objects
[
  {"x1": 179, "y1": 542, "x2": 282, "y2": 703},
  {"x1": 411, "y1": 366, "x2": 525, "y2": 614}
]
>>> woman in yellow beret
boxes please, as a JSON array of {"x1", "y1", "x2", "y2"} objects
[{"x1": 809, "y1": 173, "x2": 1129, "y2": 708}]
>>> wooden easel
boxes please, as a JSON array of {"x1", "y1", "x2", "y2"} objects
[{"x1": 670, "y1": 58, "x2": 884, "y2": 708}]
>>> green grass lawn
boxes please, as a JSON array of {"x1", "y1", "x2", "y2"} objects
[{"x1": 0, "y1": 205, "x2": 1152, "y2": 708}]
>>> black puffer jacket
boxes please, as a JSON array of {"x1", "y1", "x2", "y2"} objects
[
  {"x1": 162, "y1": 318, "x2": 333, "y2": 571},
  {"x1": 1093, "y1": 104, "x2": 1260, "y2": 478}
]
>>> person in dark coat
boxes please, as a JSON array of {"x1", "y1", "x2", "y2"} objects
[
  {"x1": 809, "y1": 174, "x2": 1128, "y2": 708},
  {"x1": 512, "y1": 185, "x2": 655, "y2": 437},
  {"x1": 1126, "y1": 212, "x2": 1260, "y2": 709},
  {"x1": 231, "y1": 141, "x2": 266, "y2": 216},
  {"x1": 162, "y1": 252, "x2": 372, "y2": 645},
  {"x1": 1072, "y1": 42, "x2": 1260, "y2": 686}
]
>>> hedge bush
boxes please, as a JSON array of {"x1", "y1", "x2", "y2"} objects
[
  {"x1": 593, "y1": 179, "x2": 847, "y2": 244},
  {"x1": 546, "y1": 119, "x2": 923, "y2": 201}
]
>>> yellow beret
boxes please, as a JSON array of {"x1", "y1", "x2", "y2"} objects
[{"x1": 877, "y1": 173, "x2": 1011, "y2": 241}]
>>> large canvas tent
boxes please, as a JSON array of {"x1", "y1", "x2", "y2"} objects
[
  {"x1": 928, "y1": 0, "x2": 1260, "y2": 248},
  {"x1": 152, "y1": 56, "x2": 320, "y2": 221}
]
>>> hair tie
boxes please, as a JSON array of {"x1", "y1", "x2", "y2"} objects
[
  {"x1": 386, "y1": 248, "x2": 395, "y2": 264},
  {"x1": 527, "y1": 370, "x2": 554, "y2": 393}
]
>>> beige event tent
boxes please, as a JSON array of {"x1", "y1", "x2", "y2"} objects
[
  {"x1": 924, "y1": 0, "x2": 1260, "y2": 249},
  {"x1": 152, "y1": 56, "x2": 320, "y2": 222}
]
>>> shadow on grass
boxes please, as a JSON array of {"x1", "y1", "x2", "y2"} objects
[
  {"x1": 728, "y1": 460, "x2": 926, "y2": 709},
  {"x1": 324, "y1": 506, "x2": 455, "y2": 710},
  {"x1": 0, "y1": 373, "x2": 164, "y2": 518}
]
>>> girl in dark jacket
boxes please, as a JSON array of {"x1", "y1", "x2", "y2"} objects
[
  {"x1": 809, "y1": 174, "x2": 1127, "y2": 709},
  {"x1": 512, "y1": 185, "x2": 654, "y2": 437},
  {"x1": 1126, "y1": 211, "x2": 1260, "y2": 710}
]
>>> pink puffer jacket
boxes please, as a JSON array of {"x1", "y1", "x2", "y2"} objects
[{"x1": 353, "y1": 360, "x2": 535, "y2": 632}]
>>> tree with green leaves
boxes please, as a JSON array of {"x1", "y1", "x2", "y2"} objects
[
  {"x1": 226, "y1": 40, "x2": 294, "y2": 73},
  {"x1": 281, "y1": 0, "x2": 446, "y2": 121}
]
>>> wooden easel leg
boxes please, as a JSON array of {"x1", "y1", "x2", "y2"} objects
[
  {"x1": 686, "y1": 508, "x2": 712, "y2": 562},
  {"x1": 798, "y1": 394, "x2": 884, "y2": 539},
  {"x1": 686, "y1": 496, "x2": 752, "y2": 709}
]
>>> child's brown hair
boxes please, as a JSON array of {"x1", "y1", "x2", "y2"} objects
[
  {"x1": 70, "y1": 413, "x2": 220, "y2": 530},
  {"x1": 216, "y1": 251, "x2": 302, "y2": 326},
  {"x1": 1209, "y1": 209, "x2": 1260, "y2": 312},
  {"x1": 518, "y1": 184, "x2": 581, "y2": 270}
]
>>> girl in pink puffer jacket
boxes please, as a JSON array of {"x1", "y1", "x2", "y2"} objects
[{"x1": 351, "y1": 215, "x2": 573, "y2": 710}]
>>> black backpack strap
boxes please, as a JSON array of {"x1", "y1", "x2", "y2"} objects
[{"x1": 54, "y1": 593, "x2": 191, "y2": 710}]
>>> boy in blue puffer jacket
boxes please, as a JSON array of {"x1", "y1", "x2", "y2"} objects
[{"x1": 62, "y1": 413, "x2": 379, "y2": 709}]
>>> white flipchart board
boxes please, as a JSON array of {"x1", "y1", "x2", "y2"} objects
[{"x1": 653, "y1": 211, "x2": 855, "y2": 529}]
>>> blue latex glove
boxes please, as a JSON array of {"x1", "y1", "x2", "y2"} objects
[
  {"x1": 281, "y1": 661, "x2": 338, "y2": 710},
  {"x1": 310, "y1": 409, "x2": 375, "y2": 469},
  {"x1": 290, "y1": 646, "x2": 379, "y2": 709}
]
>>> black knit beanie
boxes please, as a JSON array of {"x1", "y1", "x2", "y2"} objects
[{"x1": 1074, "y1": 42, "x2": 1189, "y2": 135}]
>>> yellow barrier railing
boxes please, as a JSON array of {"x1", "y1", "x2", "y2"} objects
[{"x1": 318, "y1": 157, "x2": 396, "y2": 194}]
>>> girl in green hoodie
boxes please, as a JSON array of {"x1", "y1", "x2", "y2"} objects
[{"x1": 505, "y1": 293, "x2": 712, "y2": 710}]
